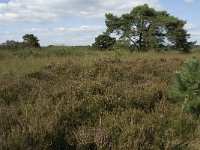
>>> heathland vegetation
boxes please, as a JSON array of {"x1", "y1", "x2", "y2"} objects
[{"x1": 0, "y1": 4, "x2": 200, "y2": 150}]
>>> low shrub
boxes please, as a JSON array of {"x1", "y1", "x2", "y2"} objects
[{"x1": 168, "y1": 57, "x2": 200, "y2": 115}]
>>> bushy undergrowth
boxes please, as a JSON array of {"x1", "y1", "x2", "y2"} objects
[
  {"x1": 168, "y1": 57, "x2": 200, "y2": 116},
  {"x1": 0, "y1": 49, "x2": 200, "y2": 149}
]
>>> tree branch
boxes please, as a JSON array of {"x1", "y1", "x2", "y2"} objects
[{"x1": 127, "y1": 36, "x2": 140, "y2": 51}]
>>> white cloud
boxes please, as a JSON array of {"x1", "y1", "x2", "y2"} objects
[
  {"x1": 184, "y1": 23, "x2": 200, "y2": 44},
  {"x1": 0, "y1": 0, "x2": 161, "y2": 23},
  {"x1": 184, "y1": 0, "x2": 194, "y2": 3},
  {"x1": 184, "y1": 23, "x2": 197, "y2": 30},
  {"x1": 190, "y1": 32, "x2": 200, "y2": 42}
]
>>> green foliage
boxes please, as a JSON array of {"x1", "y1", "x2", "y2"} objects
[
  {"x1": 105, "y1": 4, "x2": 193, "y2": 52},
  {"x1": 23, "y1": 34, "x2": 40, "y2": 48},
  {"x1": 0, "y1": 40, "x2": 24, "y2": 50},
  {"x1": 169, "y1": 57, "x2": 200, "y2": 115},
  {"x1": 93, "y1": 34, "x2": 116, "y2": 50},
  {"x1": 0, "y1": 34, "x2": 41, "y2": 50},
  {"x1": 112, "y1": 40, "x2": 131, "y2": 51}
]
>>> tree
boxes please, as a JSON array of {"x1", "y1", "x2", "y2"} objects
[
  {"x1": 0, "y1": 40, "x2": 23, "y2": 50},
  {"x1": 168, "y1": 57, "x2": 200, "y2": 115},
  {"x1": 105, "y1": 4, "x2": 194, "y2": 52},
  {"x1": 23, "y1": 34, "x2": 40, "y2": 48},
  {"x1": 93, "y1": 34, "x2": 116, "y2": 50}
]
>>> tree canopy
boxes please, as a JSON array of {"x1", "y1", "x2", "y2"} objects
[
  {"x1": 23, "y1": 34, "x2": 40, "y2": 48},
  {"x1": 0, "y1": 34, "x2": 41, "y2": 50},
  {"x1": 105, "y1": 4, "x2": 194, "y2": 52},
  {"x1": 0, "y1": 40, "x2": 21, "y2": 50}
]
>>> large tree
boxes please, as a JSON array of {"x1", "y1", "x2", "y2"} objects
[
  {"x1": 23, "y1": 34, "x2": 40, "y2": 48},
  {"x1": 105, "y1": 4, "x2": 194, "y2": 52}
]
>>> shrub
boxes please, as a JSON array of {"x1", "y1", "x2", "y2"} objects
[
  {"x1": 168, "y1": 57, "x2": 200, "y2": 115},
  {"x1": 98, "y1": 101, "x2": 198, "y2": 149},
  {"x1": 92, "y1": 34, "x2": 116, "y2": 50}
]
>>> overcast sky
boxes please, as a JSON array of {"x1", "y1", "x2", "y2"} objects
[{"x1": 0, "y1": 0, "x2": 199, "y2": 46}]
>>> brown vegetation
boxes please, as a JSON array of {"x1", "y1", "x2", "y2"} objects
[{"x1": 0, "y1": 48, "x2": 200, "y2": 149}]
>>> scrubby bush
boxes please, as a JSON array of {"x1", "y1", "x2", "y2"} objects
[
  {"x1": 99, "y1": 101, "x2": 198, "y2": 149},
  {"x1": 168, "y1": 57, "x2": 200, "y2": 115},
  {"x1": 93, "y1": 34, "x2": 116, "y2": 50}
]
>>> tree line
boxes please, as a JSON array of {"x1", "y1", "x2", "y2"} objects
[
  {"x1": 0, "y1": 34, "x2": 40, "y2": 50},
  {"x1": 93, "y1": 4, "x2": 196, "y2": 52}
]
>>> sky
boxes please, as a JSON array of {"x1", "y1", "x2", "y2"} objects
[{"x1": 0, "y1": 0, "x2": 199, "y2": 46}]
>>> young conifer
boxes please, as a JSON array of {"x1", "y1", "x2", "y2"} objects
[{"x1": 169, "y1": 57, "x2": 200, "y2": 115}]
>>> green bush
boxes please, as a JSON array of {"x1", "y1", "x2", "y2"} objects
[
  {"x1": 92, "y1": 34, "x2": 116, "y2": 50},
  {"x1": 168, "y1": 57, "x2": 200, "y2": 115}
]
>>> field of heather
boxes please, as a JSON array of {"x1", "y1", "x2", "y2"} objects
[{"x1": 0, "y1": 47, "x2": 200, "y2": 149}]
